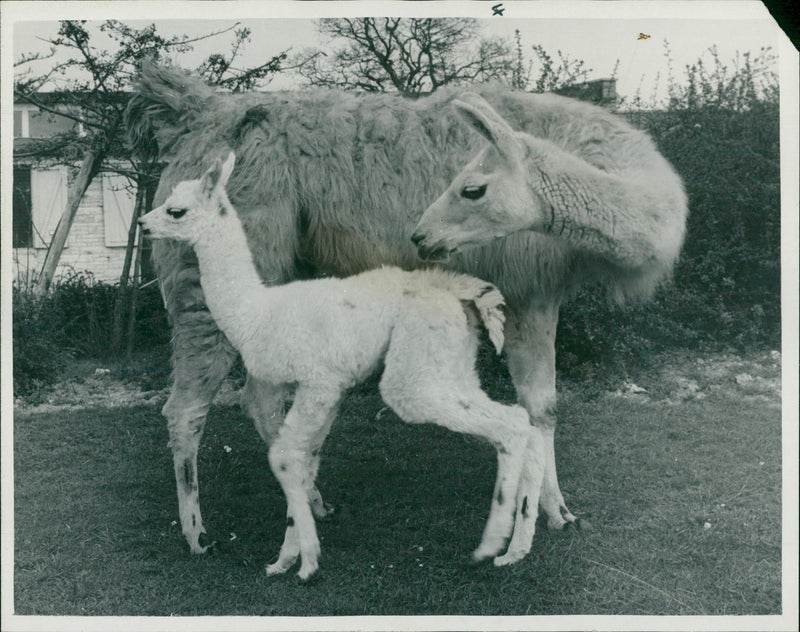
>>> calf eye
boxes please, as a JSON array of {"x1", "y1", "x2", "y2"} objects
[
  {"x1": 167, "y1": 208, "x2": 187, "y2": 219},
  {"x1": 461, "y1": 184, "x2": 487, "y2": 201}
]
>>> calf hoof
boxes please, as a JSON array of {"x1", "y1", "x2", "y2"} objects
[
  {"x1": 266, "y1": 557, "x2": 297, "y2": 577},
  {"x1": 297, "y1": 568, "x2": 322, "y2": 585},
  {"x1": 312, "y1": 502, "x2": 336, "y2": 520},
  {"x1": 493, "y1": 549, "x2": 526, "y2": 567},
  {"x1": 573, "y1": 518, "x2": 592, "y2": 531}
]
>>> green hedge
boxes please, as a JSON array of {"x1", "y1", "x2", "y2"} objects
[
  {"x1": 12, "y1": 272, "x2": 170, "y2": 395},
  {"x1": 557, "y1": 99, "x2": 780, "y2": 381}
]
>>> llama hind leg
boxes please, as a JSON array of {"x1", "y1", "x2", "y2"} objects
[{"x1": 266, "y1": 386, "x2": 342, "y2": 581}]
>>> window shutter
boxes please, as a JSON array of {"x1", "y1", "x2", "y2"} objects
[
  {"x1": 31, "y1": 167, "x2": 68, "y2": 249},
  {"x1": 103, "y1": 174, "x2": 136, "y2": 247}
]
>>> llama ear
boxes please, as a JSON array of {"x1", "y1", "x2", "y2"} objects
[{"x1": 453, "y1": 95, "x2": 522, "y2": 163}]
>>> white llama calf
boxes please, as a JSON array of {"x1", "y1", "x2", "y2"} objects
[{"x1": 139, "y1": 152, "x2": 546, "y2": 581}]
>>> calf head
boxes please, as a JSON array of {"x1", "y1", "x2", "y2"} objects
[
  {"x1": 412, "y1": 94, "x2": 544, "y2": 261},
  {"x1": 139, "y1": 152, "x2": 236, "y2": 245}
]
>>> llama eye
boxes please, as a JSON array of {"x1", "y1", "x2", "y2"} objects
[
  {"x1": 461, "y1": 184, "x2": 487, "y2": 201},
  {"x1": 167, "y1": 208, "x2": 188, "y2": 219}
]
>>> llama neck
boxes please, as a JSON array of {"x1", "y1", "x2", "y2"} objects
[
  {"x1": 192, "y1": 212, "x2": 271, "y2": 349},
  {"x1": 524, "y1": 136, "x2": 666, "y2": 269}
]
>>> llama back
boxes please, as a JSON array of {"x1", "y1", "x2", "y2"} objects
[{"x1": 129, "y1": 64, "x2": 683, "y2": 304}]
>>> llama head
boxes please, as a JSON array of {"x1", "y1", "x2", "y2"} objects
[
  {"x1": 139, "y1": 152, "x2": 236, "y2": 245},
  {"x1": 411, "y1": 94, "x2": 545, "y2": 261}
]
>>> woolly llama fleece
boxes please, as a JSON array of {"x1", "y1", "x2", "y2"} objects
[
  {"x1": 139, "y1": 152, "x2": 548, "y2": 579},
  {"x1": 126, "y1": 62, "x2": 687, "y2": 559}
]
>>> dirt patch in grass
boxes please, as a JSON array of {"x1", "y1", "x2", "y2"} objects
[
  {"x1": 14, "y1": 349, "x2": 782, "y2": 415},
  {"x1": 605, "y1": 349, "x2": 781, "y2": 407}
]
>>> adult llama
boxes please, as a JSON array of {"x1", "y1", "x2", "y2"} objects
[{"x1": 126, "y1": 62, "x2": 687, "y2": 556}]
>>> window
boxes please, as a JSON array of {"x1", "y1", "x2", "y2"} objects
[
  {"x1": 31, "y1": 168, "x2": 69, "y2": 249},
  {"x1": 103, "y1": 174, "x2": 137, "y2": 246},
  {"x1": 14, "y1": 110, "x2": 24, "y2": 138},
  {"x1": 13, "y1": 166, "x2": 33, "y2": 248}
]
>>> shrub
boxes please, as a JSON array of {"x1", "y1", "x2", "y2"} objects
[
  {"x1": 556, "y1": 47, "x2": 780, "y2": 380},
  {"x1": 12, "y1": 271, "x2": 171, "y2": 396},
  {"x1": 12, "y1": 285, "x2": 70, "y2": 396}
]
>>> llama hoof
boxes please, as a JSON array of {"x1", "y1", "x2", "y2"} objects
[
  {"x1": 188, "y1": 532, "x2": 214, "y2": 554},
  {"x1": 312, "y1": 502, "x2": 336, "y2": 520}
]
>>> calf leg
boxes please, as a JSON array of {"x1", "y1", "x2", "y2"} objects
[
  {"x1": 266, "y1": 385, "x2": 342, "y2": 581},
  {"x1": 305, "y1": 412, "x2": 339, "y2": 520},
  {"x1": 379, "y1": 333, "x2": 531, "y2": 562},
  {"x1": 505, "y1": 301, "x2": 580, "y2": 531},
  {"x1": 243, "y1": 376, "x2": 335, "y2": 520}
]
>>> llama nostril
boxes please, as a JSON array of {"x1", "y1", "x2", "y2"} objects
[{"x1": 410, "y1": 232, "x2": 425, "y2": 246}]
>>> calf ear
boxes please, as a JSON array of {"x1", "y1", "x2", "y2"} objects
[
  {"x1": 201, "y1": 159, "x2": 224, "y2": 194},
  {"x1": 201, "y1": 152, "x2": 235, "y2": 194},
  {"x1": 219, "y1": 152, "x2": 236, "y2": 187},
  {"x1": 453, "y1": 95, "x2": 523, "y2": 163}
]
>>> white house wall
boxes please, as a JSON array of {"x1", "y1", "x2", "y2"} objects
[{"x1": 12, "y1": 175, "x2": 139, "y2": 285}]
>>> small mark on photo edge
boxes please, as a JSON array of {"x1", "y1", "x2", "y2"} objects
[{"x1": 638, "y1": 33, "x2": 651, "y2": 40}]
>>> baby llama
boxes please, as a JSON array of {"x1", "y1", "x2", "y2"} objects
[{"x1": 139, "y1": 152, "x2": 546, "y2": 581}]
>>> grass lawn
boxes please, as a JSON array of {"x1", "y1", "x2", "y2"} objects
[{"x1": 12, "y1": 351, "x2": 782, "y2": 616}]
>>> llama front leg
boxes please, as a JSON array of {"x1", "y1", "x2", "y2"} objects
[
  {"x1": 165, "y1": 354, "x2": 234, "y2": 553},
  {"x1": 494, "y1": 425, "x2": 546, "y2": 566},
  {"x1": 504, "y1": 302, "x2": 583, "y2": 532},
  {"x1": 156, "y1": 240, "x2": 240, "y2": 553}
]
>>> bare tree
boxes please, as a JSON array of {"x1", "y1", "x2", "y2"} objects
[
  {"x1": 15, "y1": 19, "x2": 291, "y2": 354},
  {"x1": 295, "y1": 18, "x2": 515, "y2": 96}
]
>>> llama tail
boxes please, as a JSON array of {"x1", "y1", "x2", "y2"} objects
[{"x1": 469, "y1": 282, "x2": 506, "y2": 355}]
